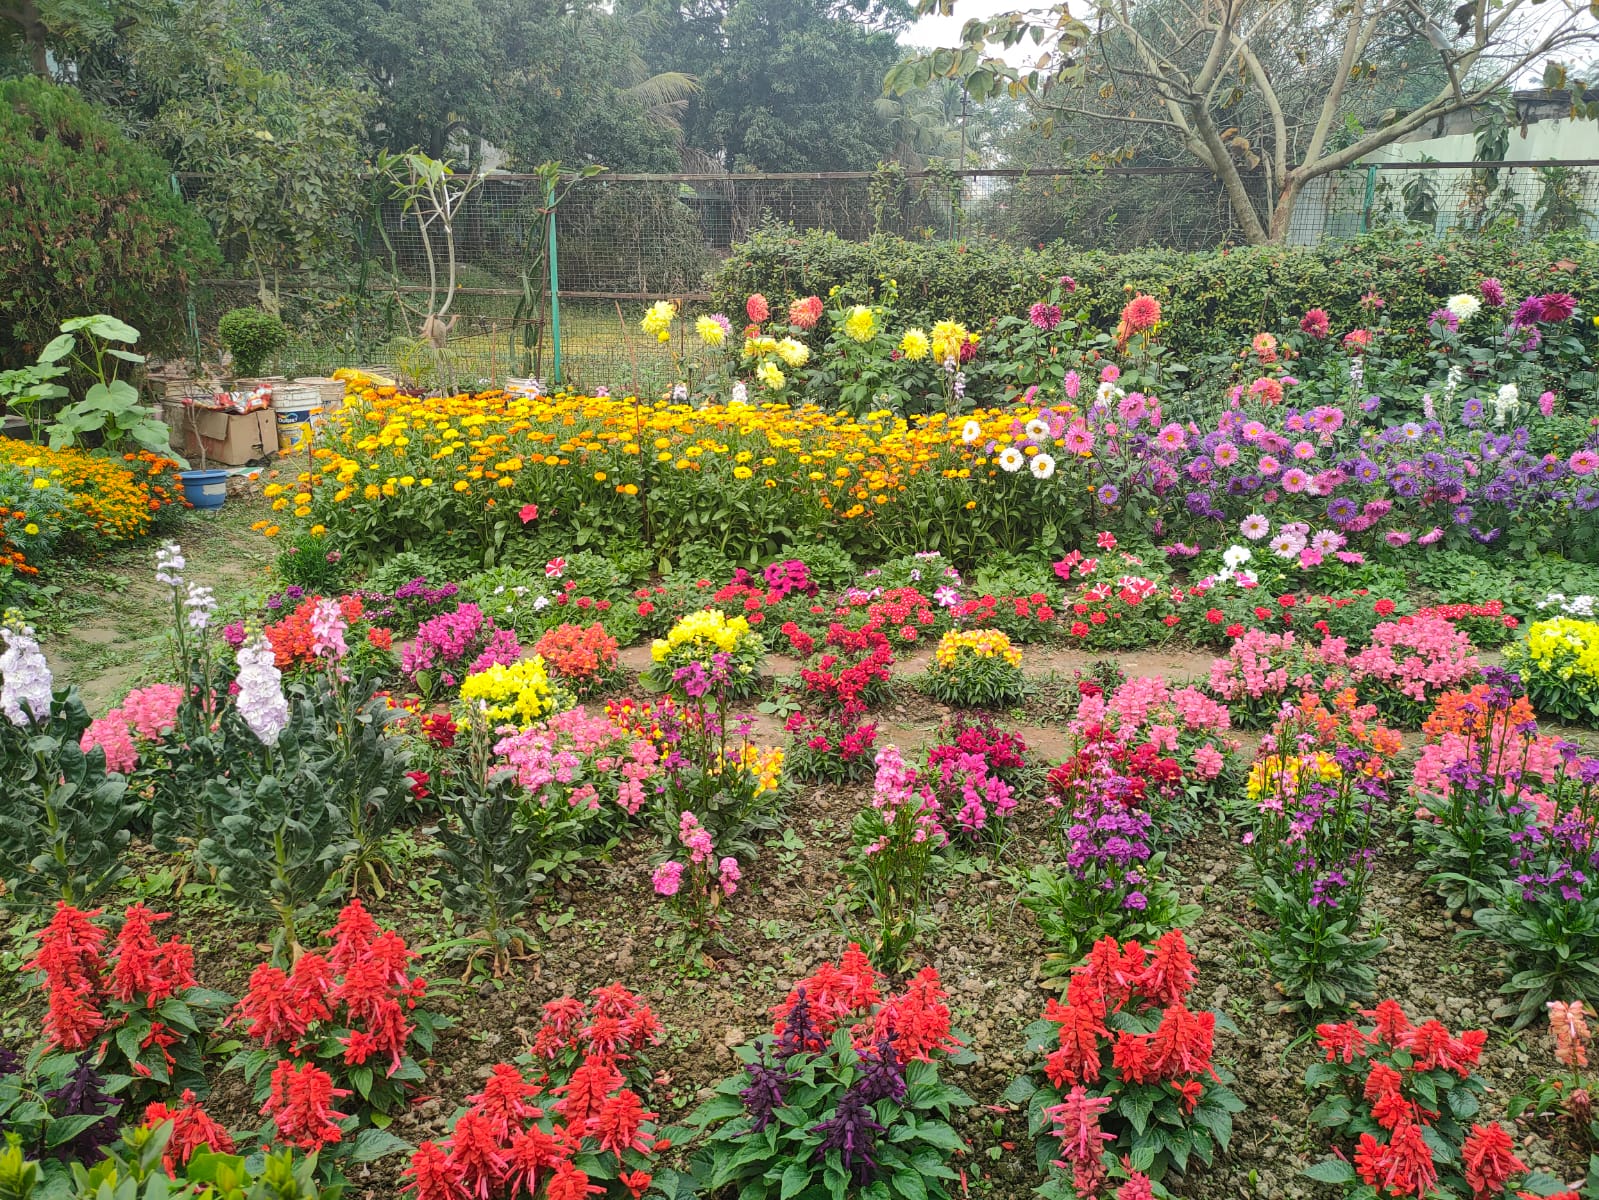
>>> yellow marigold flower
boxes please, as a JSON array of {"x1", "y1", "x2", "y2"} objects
[
  {"x1": 734, "y1": 466, "x2": 753, "y2": 479},
  {"x1": 454, "y1": 480, "x2": 471, "y2": 492}
]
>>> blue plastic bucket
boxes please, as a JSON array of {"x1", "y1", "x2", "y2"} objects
[{"x1": 179, "y1": 468, "x2": 228, "y2": 510}]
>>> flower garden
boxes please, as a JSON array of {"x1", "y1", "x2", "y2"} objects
[{"x1": 9, "y1": 266, "x2": 1599, "y2": 1200}]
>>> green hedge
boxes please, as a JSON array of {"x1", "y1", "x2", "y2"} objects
[
  {"x1": 710, "y1": 223, "x2": 1599, "y2": 361},
  {"x1": 0, "y1": 77, "x2": 219, "y2": 364}
]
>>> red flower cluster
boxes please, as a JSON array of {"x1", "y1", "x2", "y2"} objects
[
  {"x1": 1047, "y1": 726, "x2": 1181, "y2": 809},
  {"x1": 552, "y1": 580, "x2": 614, "y2": 615},
  {"x1": 422, "y1": 711, "x2": 458, "y2": 749},
  {"x1": 264, "y1": 1060, "x2": 350, "y2": 1151},
  {"x1": 142, "y1": 1088, "x2": 235, "y2": 1172},
  {"x1": 770, "y1": 945, "x2": 961, "y2": 1064},
  {"x1": 535, "y1": 622, "x2": 620, "y2": 682},
  {"x1": 233, "y1": 900, "x2": 428, "y2": 1078},
  {"x1": 927, "y1": 715, "x2": 1027, "y2": 775},
  {"x1": 952, "y1": 592, "x2": 1057, "y2": 627},
  {"x1": 31, "y1": 902, "x2": 198, "y2": 1061},
  {"x1": 264, "y1": 594, "x2": 366, "y2": 669},
  {"x1": 828, "y1": 586, "x2": 938, "y2": 643},
  {"x1": 1315, "y1": 1001, "x2": 1504, "y2": 1198},
  {"x1": 525, "y1": 983, "x2": 663, "y2": 1071},
  {"x1": 403, "y1": 984, "x2": 664, "y2": 1200},
  {"x1": 787, "y1": 623, "x2": 893, "y2": 718},
  {"x1": 1040, "y1": 932, "x2": 1212, "y2": 1105}
]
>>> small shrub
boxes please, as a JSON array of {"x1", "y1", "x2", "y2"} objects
[{"x1": 218, "y1": 308, "x2": 290, "y2": 377}]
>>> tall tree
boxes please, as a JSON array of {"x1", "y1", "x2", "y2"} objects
[
  {"x1": 635, "y1": 0, "x2": 916, "y2": 171},
  {"x1": 889, "y1": 0, "x2": 1599, "y2": 243}
]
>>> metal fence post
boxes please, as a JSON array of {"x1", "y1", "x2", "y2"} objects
[
  {"x1": 548, "y1": 178, "x2": 563, "y2": 386},
  {"x1": 1360, "y1": 164, "x2": 1378, "y2": 235},
  {"x1": 170, "y1": 174, "x2": 204, "y2": 368}
]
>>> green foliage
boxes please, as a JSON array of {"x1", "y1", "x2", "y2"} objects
[
  {"x1": 41, "y1": 317, "x2": 177, "y2": 461},
  {"x1": 0, "y1": 687, "x2": 136, "y2": 912},
  {"x1": 681, "y1": 1028, "x2": 973, "y2": 1200},
  {"x1": 153, "y1": 57, "x2": 369, "y2": 312},
  {"x1": 218, "y1": 308, "x2": 290, "y2": 378},
  {"x1": 0, "y1": 77, "x2": 217, "y2": 364},
  {"x1": 196, "y1": 674, "x2": 413, "y2": 955},
  {"x1": 275, "y1": 533, "x2": 351, "y2": 595},
  {"x1": 429, "y1": 713, "x2": 544, "y2": 974},
  {"x1": 711, "y1": 224, "x2": 1599, "y2": 371},
  {"x1": 1020, "y1": 860, "x2": 1197, "y2": 980}
]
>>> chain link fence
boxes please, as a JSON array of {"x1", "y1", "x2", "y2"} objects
[{"x1": 181, "y1": 159, "x2": 1599, "y2": 390}]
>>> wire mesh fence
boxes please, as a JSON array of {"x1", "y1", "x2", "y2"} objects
[{"x1": 180, "y1": 159, "x2": 1599, "y2": 390}]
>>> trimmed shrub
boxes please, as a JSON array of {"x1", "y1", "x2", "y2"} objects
[{"x1": 710, "y1": 222, "x2": 1599, "y2": 366}]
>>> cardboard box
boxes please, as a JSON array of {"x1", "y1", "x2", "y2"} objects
[{"x1": 163, "y1": 402, "x2": 279, "y2": 466}]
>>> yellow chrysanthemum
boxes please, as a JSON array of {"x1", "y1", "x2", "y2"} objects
[
  {"x1": 776, "y1": 338, "x2": 810, "y2": 368},
  {"x1": 899, "y1": 329, "x2": 930, "y2": 361},
  {"x1": 843, "y1": 305, "x2": 877, "y2": 343},
  {"x1": 696, "y1": 314, "x2": 727, "y2": 347}
]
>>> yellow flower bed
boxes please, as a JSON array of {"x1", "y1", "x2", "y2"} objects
[
  {"x1": 269, "y1": 372, "x2": 1069, "y2": 563},
  {"x1": 650, "y1": 609, "x2": 754, "y2": 664}
]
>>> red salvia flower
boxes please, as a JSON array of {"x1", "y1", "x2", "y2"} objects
[
  {"x1": 554, "y1": 1055, "x2": 624, "y2": 1128},
  {"x1": 467, "y1": 1063, "x2": 544, "y2": 1141},
  {"x1": 546, "y1": 1159, "x2": 604, "y2": 1200},
  {"x1": 1043, "y1": 979, "x2": 1108, "y2": 1087},
  {"x1": 872, "y1": 967, "x2": 961, "y2": 1064},
  {"x1": 143, "y1": 1089, "x2": 234, "y2": 1173},
  {"x1": 1461, "y1": 1122, "x2": 1526, "y2": 1199},
  {"x1": 1364, "y1": 1000, "x2": 1412, "y2": 1047},
  {"x1": 1146, "y1": 1003, "x2": 1216, "y2": 1081},
  {"x1": 402, "y1": 1140, "x2": 469, "y2": 1200},
  {"x1": 1401, "y1": 1021, "x2": 1486, "y2": 1077},
  {"x1": 589, "y1": 982, "x2": 640, "y2": 1020},
  {"x1": 592, "y1": 1088, "x2": 657, "y2": 1157},
  {"x1": 1172, "y1": 1079, "x2": 1204, "y2": 1114},
  {"x1": 506, "y1": 1124, "x2": 567, "y2": 1197},
  {"x1": 1111, "y1": 1030, "x2": 1158, "y2": 1085},
  {"x1": 619, "y1": 1170, "x2": 653, "y2": 1199},
  {"x1": 1044, "y1": 1086, "x2": 1114, "y2": 1169},
  {"x1": 445, "y1": 1110, "x2": 511, "y2": 1200},
  {"x1": 1136, "y1": 930, "x2": 1196, "y2": 1008},
  {"x1": 1078, "y1": 936, "x2": 1147, "y2": 1011},
  {"x1": 1316, "y1": 1020, "x2": 1369, "y2": 1064},
  {"x1": 263, "y1": 1060, "x2": 350, "y2": 1151}
]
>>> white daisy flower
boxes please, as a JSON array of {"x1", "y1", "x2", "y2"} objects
[
  {"x1": 1030, "y1": 453, "x2": 1056, "y2": 480},
  {"x1": 961, "y1": 419, "x2": 982, "y2": 444},
  {"x1": 998, "y1": 447, "x2": 1025, "y2": 472}
]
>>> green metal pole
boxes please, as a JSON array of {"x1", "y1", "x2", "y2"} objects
[
  {"x1": 547, "y1": 178, "x2": 562, "y2": 386},
  {"x1": 171, "y1": 174, "x2": 204, "y2": 368},
  {"x1": 1360, "y1": 164, "x2": 1378, "y2": 235}
]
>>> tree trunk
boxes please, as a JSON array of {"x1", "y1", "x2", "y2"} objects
[
  {"x1": 1189, "y1": 105, "x2": 1270, "y2": 245},
  {"x1": 15, "y1": 0, "x2": 50, "y2": 76},
  {"x1": 1266, "y1": 176, "x2": 1305, "y2": 243}
]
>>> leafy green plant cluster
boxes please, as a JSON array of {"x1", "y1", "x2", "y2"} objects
[
  {"x1": 218, "y1": 308, "x2": 290, "y2": 378},
  {"x1": 711, "y1": 223, "x2": 1599, "y2": 376},
  {"x1": 0, "y1": 78, "x2": 217, "y2": 364}
]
